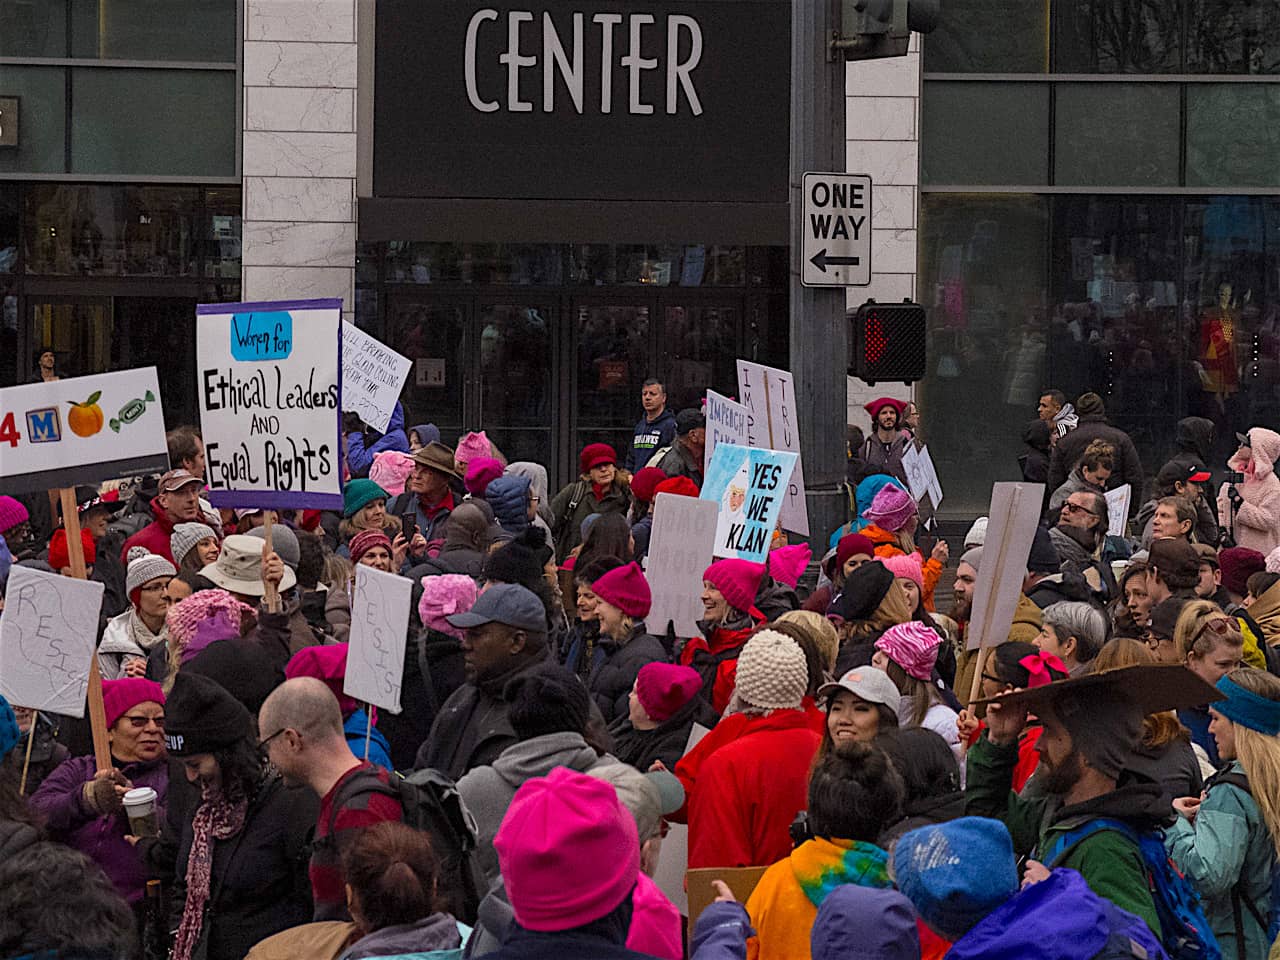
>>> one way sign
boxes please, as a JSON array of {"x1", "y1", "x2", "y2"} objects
[{"x1": 801, "y1": 172, "x2": 871, "y2": 287}]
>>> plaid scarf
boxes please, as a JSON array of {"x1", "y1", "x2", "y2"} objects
[
  {"x1": 791, "y1": 837, "x2": 892, "y2": 908},
  {"x1": 171, "y1": 785, "x2": 249, "y2": 960}
]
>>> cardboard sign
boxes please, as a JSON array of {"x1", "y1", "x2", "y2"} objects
[
  {"x1": 700, "y1": 443, "x2": 798, "y2": 563},
  {"x1": 196, "y1": 298, "x2": 343, "y2": 509},
  {"x1": 653, "y1": 722, "x2": 711, "y2": 915},
  {"x1": 0, "y1": 566, "x2": 104, "y2": 717},
  {"x1": 966, "y1": 482, "x2": 1045, "y2": 652},
  {"x1": 646, "y1": 493, "x2": 719, "y2": 638},
  {"x1": 1105, "y1": 485, "x2": 1131, "y2": 537},
  {"x1": 0, "y1": 368, "x2": 168, "y2": 494},
  {"x1": 343, "y1": 564, "x2": 411, "y2": 714},
  {"x1": 704, "y1": 389, "x2": 749, "y2": 475},
  {"x1": 903, "y1": 442, "x2": 944, "y2": 511},
  {"x1": 736, "y1": 360, "x2": 809, "y2": 536},
  {"x1": 342, "y1": 322, "x2": 412, "y2": 433}
]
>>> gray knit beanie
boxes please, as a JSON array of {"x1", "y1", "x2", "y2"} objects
[
  {"x1": 170, "y1": 523, "x2": 216, "y2": 568},
  {"x1": 734, "y1": 629, "x2": 808, "y2": 711},
  {"x1": 246, "y1": 523, "x2": 300, "y2": 571},
  {"x1": 960, "y1": 546, "x2": 983, "y2": 573},
  {"x1": 125, "y1": 547, "x2": 176, "y2": 596}
]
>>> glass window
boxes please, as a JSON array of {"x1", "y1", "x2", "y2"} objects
[
  {"x1": 0, "y1": 1, "x2": 67, "y2": 56},
  {"x1": 202, "y1": 186, "x2": 241, "y2": 279},
  {"x1": 0, "y1": 67, "x2": 67, "y2": 175},
  {"x1": 480, "y1": 303, "x2": 555, "y2": 463},
  {"x1": 70, "y1": 68, "x2": 236, "y2": 177},
  {"x1": 923, "y1": 0, "x2": 1048, "y2": 72},
  {"x1": 921, "y1": 83, "x2": 1049, "y2": 185},
  {"x1": 0, "y1": 184, "x2": 16, "y2": 273},
  {"x1": 0, "y1": 278, "x2": 15, "y2": 387},
  {"x1": 1186, "y1": 85, "x2": 1280, "y2": 188},
  {"x1": 575, "y1": 302, "x2": 651, "y2": 434},
  {"x1": 388, "y1": 301, "x2": 467, "y2": 437},
  {"x1": 1188, "y1": 0, "x2": 1280, "y2": 74},
  {"x1": 356, "y1": 242, "x2": 379, "y2": 285},
  {"x1": 1054, "y1": 84, "x2": 1180, "y2": 186},
  {"x1": 70, "y1": 0, "x2": 237, "y2": 62},
  {"x1": 1053, "y1": 1, "x2": 1181, "y2": 73},
  {"x1": 917, "y1": 195, "x2": 1049, "y2": 512},
  {"x1": 662, "y1": 305, "x2": 741, "y2": 411}
]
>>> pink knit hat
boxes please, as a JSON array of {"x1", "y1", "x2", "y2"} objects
[
  {"x1": 861, "y1": 484, "x2": 917, "y2": 532},
  {"x1": 102, "y1": 677, "x2": 165, "y2": 729},
  {"x1": 464, "y1": 457, "x2": 505, "y2": 497},
  {"x1": 0, "y1": 496, "x2": 28, "y2": 536},
  {"x1": 703, "y1": 558, "x2": 766, "y2": 618},
  {"x1": 881, "y1": 552, "x2": 924, "y2": 589},
  {"x1": 418, "y1": 574, "x2": 478, "y2": 639},
  {"x1": 874, "y1": 621, "x2": 942, "y2": 681},
  {"x1": 166, "y1": 589, "x2": 256, "y2": 665},
  {"x1": 369, "y1": 450, "x2": 415, "y2": 497},
  {"x1": 768, "y1": 543, "x2": 812, "y2": 588},
  {"x1": 495, "y1": 767, "x2": 640, "y2": 932},
  {"x1": 591, "y1": 562, "x2": 652, "y2": 619},
  {"x1": 635, "y1": 663, "x2": 703, "y2": 723},
  {"x1": 285, "y1": 643, "x2": 355, "y2": 714},
  {"x1": 455, "y1": 431, "x2": 492, "y2": 469}
]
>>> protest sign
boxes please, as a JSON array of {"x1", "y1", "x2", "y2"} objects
[
  {"x1": 654, "y1": 722, "x2": 710, "y2": 915},
  {"x1": 736, "y1": 360, "x2": 809, "y2": 536},
  {"x1": 700, "y1": 443, "x2": 798, "y2": 563},
  {"x1": 966, "y1": 482, "x2": 1044, "y2": 664},
  {"x1": 0, "y1": 368, "x2": 168, "y2": 494},
  {"x1": 0, "y1": 566, "x2": 104, "y2": 717},
  {"x1": 647, "y1": 493, "x2": 719, "y2": 637},
  {"x1": 342, "y1": 321, "x2": 412, "y2": 433},
  {"x1": 196, "y1": 298, "x2": 343, "y2": 509},
  {"x1": 1105, "y1": 485, "x2": 1131, "y2": 537},
  {"x1": 902, "y1": 442, "x2": 944, "y2": 511},
  {"x1": 704, "y1": 389, "x2": 749, "y2": 475},
  {"x1": 344, "y1": 564, "x2": 411, "y2": 714}
]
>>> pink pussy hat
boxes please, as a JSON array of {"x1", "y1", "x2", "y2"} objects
[
  {"x1": 875, "y1": 620, "x2": 942, "y2": 681},
  {"x1": 881, "y1": 551, "x2": 924, "y2": 588}
]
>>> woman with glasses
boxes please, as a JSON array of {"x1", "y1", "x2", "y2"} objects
[
  {"x1": 30, "y1": 678, "x2": 168, "y2": 919},
  {"x1": 1172, "y1": 601, "x2": 1246, "y2": 768}
]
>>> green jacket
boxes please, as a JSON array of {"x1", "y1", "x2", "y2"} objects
[
  {"x1": 549, "y1": 478, "x2": 632, "y2": 563},
  {"x1": 965, "y1": 734, "x2": 1163, "y2": 937},
  {"x1": 1166, "y1": 761, "x2": 1274, "y2": 960}
]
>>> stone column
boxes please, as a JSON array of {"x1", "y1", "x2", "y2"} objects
[{"x1": 241, "y1": 0, "x2": 358, "y2": 319}]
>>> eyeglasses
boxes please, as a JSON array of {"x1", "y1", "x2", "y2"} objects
[
  {"x1": 258, "y1": 727, "x2": 288, "y2": 749},
  {"x1": 121, "y1": 714, "x2": 165, "y2": 729},
  {"x1": 1062, "y1": 502, "x2": 1098, "y2": 518},
  {"x1": 981, "y1": 673, "x2": 1006, "y2": 687},
  {"x1": 529, "y1": 495, "x2": 540, "y2": 504},
  {"x1": 1190, "y1": 616, "x2": 1241, "y2": 648},
  {"x1": 139, "y1": 581, "x2": 170, "y2": 594}
]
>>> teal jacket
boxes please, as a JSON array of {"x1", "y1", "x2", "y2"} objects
[
  {"x1": 1166, "y1": 761, "x2": 1274, "y2": 960},
  {"x1": 965, "y1": 734, "x2": 1163, "y2": 937}
]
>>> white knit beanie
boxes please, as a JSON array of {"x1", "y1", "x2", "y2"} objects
[
  {"x1": 126, "y1": 546, "x2": 177, "y2": 595},
  {"x1": 733, "y1": 629, "x2": 808, "y2": 711},
  {"x1": 170, "y1": 523, "x2": 216, "y2": 567}
]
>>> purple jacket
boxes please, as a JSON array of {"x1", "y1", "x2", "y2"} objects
[{"x1": 29, "y1": 753, "x2": 168, "y2": 904}]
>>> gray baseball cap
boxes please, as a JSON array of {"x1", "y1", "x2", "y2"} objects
[
  {"x1": 447, "y1": 582, "x2": 545, "y2": 632},
  {"x1": 817, "y1": 666, "x2": 902, "y2": 714}
]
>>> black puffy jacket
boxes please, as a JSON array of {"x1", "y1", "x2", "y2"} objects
[{"x1": 587, "y1": 623, "x2": 668, "y2": 726}]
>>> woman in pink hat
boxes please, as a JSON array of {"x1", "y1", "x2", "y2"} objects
[
  {"x1": 678, "y1": 558, "x2": 767, "y2": 715},
  {"x1": 872, "y1": 621, "x2": 963, "y2": 770},
  {"x1": 859, "y1": 484, "x2": 948, "y2": 612},
  {"x1": 584, "y1": 563, "x2": 667, "y2": 725},
  {"x1": 609, "y1": 662, "x2": 718, "y2": 771}
]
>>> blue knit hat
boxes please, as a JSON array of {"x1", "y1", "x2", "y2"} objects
[
  {"x1": 343, "y1": 478, "x2": 389, "y2": 519},
  {"x1": 0, "y1": 533, "x2": 11, "y2": 594},
  {"x1": 0, "y1": 694, "x2": 19, "y2": 760},
  {"x1": 892, "y1": 817, "x2": 1018, "y2": 941}
]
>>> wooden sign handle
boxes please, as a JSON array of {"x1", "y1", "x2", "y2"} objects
[{"x1": 261, "y1": 512, "x2": 281, "y2": 614}]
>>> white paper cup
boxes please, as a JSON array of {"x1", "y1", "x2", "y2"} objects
[{"x1": 123, "y1": 786, "x2": 159, "y2": 837}]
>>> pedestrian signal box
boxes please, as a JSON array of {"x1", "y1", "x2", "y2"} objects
[{"x1": 849, "y1": 299, "x2": 926, "y2": 385}]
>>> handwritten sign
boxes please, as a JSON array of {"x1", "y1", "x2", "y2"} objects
[
  {"x1": 0, "y1": 368, "x2": 168, "y2": 494},
  {"x1": 704, "y1": 389, "x2": 749, "y2": 475},
  {"x1": 967, "y1": 482, "x2": 1044, "y2": 652},
  {"x1": 736, "y1": 360, "x2": 809, "y2": 536},
  {"x1": 646, "y1": 493, "x2": 719, "y2": 638},
  {"x1": 0, "y1": 566, "x2": 104, "y2": 717},
  {"x1": 902, "y1": 442, "x2": 944, "y2": 511},
  {"x1": 344, "y1": 564, "x2": 411, "y2": 714},
  {"x1": 1105, "y1": 485, "x2": 1131, "y2": 537},
  {"x1": 700, "y1": 443, "x2": 798, "y2": 563},
  {"x1": 342, "y1": 322, "x2": 412, "y2": 433},
  {"x1": 197, "y1": 298, "x2": 343, "y2": 509}
]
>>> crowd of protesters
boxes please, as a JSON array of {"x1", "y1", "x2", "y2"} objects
[{"x1": 2, "y1": 381, "x2": 1280, "y2": 960}]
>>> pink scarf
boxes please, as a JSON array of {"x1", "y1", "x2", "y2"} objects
[{"x1": 171, "y1": 785, "x2": 249, "y2": 960}]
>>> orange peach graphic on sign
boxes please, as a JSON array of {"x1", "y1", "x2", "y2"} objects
[{"x1": 67, "y1": 391, "x2": 104, "y2": 437}]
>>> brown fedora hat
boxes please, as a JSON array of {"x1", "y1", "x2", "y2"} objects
[{"x1": 411, "y1": 441, "x2": 462, "y2": 481}]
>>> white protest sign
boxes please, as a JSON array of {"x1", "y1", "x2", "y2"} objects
[
  {"x1": 344, "y1": 564, "x2": 412, "y2": 714},
  {"x1": 1105, "y1": 485, "x2": 1131, "y2": 537},
  {"x1": 197, "y1": 298, "x2": 343, "y2": 510},
  {"x1": 736, "y1": 360, "x2": 809, "y2": 536},
  {"x1": 342, "y1": 322, "x2": 412, "y2": 433},
  {"x1": 704, "y1": 389, "x2": 749, "y2": 475},
  {"x1": 966, "y1": 482, "x2": 1045, "y2": 652},
  {"x1": 0, "y1": 368, "x2": 168, "y2": 494},
  {"x1": 647, "y1": 493, "x2": 718, "y2": 638},
  {"x1": 0, "y1": 566, "x2": 104, "y2": 717},
  {"x1": 652, "y1": 722, "x2": 711, "y2": 915},
  {"x1": 700, "y1": 443, "x2": 799, "y2": 563},
  {"x1": 901, "y1": 444, "x2": 927, "y2": 502}
]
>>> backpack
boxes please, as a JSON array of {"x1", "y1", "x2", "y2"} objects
[
  {"x1": 552, "y1": 480, "x2": 587, "y2": 557},
  {"x1": 1204, "y1": 769, "x2": 1280, "y2": 954},
  {"x1": 645, "y1": 445, "x2": 672, "y2": 469},
  {"x1": 1043, "y1": 818, "x2": 1222, "y2": 960},
  {"x1": 1093, "y1": 897, "x2": 1176, "y2": 960},
  {"x1": 319, "y1": 765, "x2": 486, "y2": 925}
]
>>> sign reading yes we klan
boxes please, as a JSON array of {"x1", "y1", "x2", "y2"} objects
[
  {"x1": 197, "y1": 298, "x2": 344, "y2": 509},
  {"x1": 700, "y1": 443, "x2": 798, "y2": 564}
]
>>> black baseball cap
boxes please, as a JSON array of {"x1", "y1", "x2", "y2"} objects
[{"x1": 1157, "y1": 461, "x2": 1211, "y2": 487}]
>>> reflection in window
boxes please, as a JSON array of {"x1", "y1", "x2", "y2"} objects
[
  {"x1": 203, "y1": 187, "x2": 241, "y2": 279},
  {"x1": 0, "y1": 184, "x2": 16, "y2": 273},
  {"x1": 662, "y1": 306, "x2": 740, "y2": 411},
  {"x1": 1188, "y1": 0, "x2": 1280, "y2": 74},
  {"x1": 0, "y1": 66, "x2": 67, "y2": 174},
  {"x1": 921, "y1": 83, "x2": 1049, "y2": 185},
  {"x1": 388, "y1": 302, "x2": 467, "y2": 434},
  {"x1": 922, "y1": 0, "x2": 1047, "y2": 72},
  {"x1": 576, "y1": 304, "x2": 650, "y2": 426},
  {"x1": 1053, "y1": 0, "x2": 1180, "y2": 73},
  {"x1": 0, "y1": 279, "x2": 14, "y2": 388},
  {"x1": 1186, "y1": 85, "x2": 1280, "y2": 188},
  {"x1": 69, "y1": 0, "x2": 237, "y2": 62},
  {"x1": 0, "y1": 1, "x2": 67, "y2": 56},
  {"x1": 1054, "y1": 84, "x2": 1180, "y2": 187},
  {"x1": 480, "y1": 305, "x2": 552, "y2": 426}
]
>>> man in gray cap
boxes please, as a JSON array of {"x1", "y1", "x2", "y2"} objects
[{"x1": 952, "y1": 546, "x2": 1045, "y2": 703}]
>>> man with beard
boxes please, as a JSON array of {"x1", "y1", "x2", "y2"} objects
[
  {"x1": 965, "y1": 666, "x2": 1222, "y2": 939},
  {"x1": 951, "y1": 546, "x2": 1044, "y2": 704},
  {"x1": 1049, "y1": 489, "x2": 1116, "y2": 603},
  {"x1": 859, "y1": 397, "x2": 911, "y2": 487}
]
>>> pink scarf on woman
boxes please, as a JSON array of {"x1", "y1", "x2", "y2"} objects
[{"x1": 171, "y1": 785, "x2": 249, "y2": 960}]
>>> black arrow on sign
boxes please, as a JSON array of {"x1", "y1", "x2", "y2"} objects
[{"x1": 809, "y1": 249, "x2": 860, "y2": 273}]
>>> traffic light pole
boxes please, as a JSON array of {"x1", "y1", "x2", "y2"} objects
[{"x1": 790, "y1": 0, "x2": 849, "y2": 553}]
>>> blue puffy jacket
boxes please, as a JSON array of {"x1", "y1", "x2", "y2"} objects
[
  {"x1": 347, "y1": 402, "x2": 410, "y2": 478},
  {"x1": 487, "y1": 474, "x2": 532, "y2": 534},
  {"x1": 343, "y1": 708, "x2": 392, "y2": 772}
]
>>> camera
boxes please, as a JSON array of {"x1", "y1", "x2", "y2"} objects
[{"x1": 1226, "y1": 471, "x2": 1245, "y2": 485}]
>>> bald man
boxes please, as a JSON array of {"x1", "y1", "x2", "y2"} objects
[{"x1": 259, "y1": 677, "x2": 403, "y2": 921}]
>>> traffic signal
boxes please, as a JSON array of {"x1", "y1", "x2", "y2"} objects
[
  {"x1": 849, "y1": 299, "x2": 927, "y2": 385},
  {"x1": 836, "y1": 0, "x2": 940, "y2": 61}
]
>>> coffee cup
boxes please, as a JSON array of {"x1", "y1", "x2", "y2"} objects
[{"x1": 123, "y1": 786, "x2": 159, "y2": 838}]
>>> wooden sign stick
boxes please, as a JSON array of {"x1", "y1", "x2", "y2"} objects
[
  {"x1": 261, "y1": 511, "x2": 281, "y2": 614},
  {"x1": 18, "y1": 709, "x2": 38, "y2": 796}
]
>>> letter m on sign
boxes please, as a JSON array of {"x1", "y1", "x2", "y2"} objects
[{"x1": 26, "y1": 407, "x2": 61, "y2": 443}]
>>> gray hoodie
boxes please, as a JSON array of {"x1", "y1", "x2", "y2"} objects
[{"x1": 455, "y1": 731, "x2": 627, "y2": 884}]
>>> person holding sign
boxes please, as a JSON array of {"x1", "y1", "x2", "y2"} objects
[{"x1": 343, "y1": 403, "x2": 409, "y2": 480}]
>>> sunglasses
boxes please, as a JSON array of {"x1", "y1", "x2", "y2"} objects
[
  {"x1": 1062, "y1": 502, "x2": 1098, "y2": 518},
  {"x1": 1190, "y1": 616, "x2": 1241, "y2": 648}
]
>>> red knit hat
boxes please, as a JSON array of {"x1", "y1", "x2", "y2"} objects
[
  {"x1": 635, "y1": 663, "x2": 702, "y2": 723},
  {"x1": 703, "y1": 558, "x2": 766, "y2": 618},
  {"x1": 1220, "y1": 547, "x2": 1266, "y2": 598},
  {"x1": 590, "y1": 562, "x2": 652, "y2": 619},
  {"x1": 631, "y1": 467, "x2": 667, "y2": 503},
  {"x1": 579, "y1": 443, "x2": 617, "y2": 474},
  {"x1": 48, "y1": 528, "x2": 96, "y2": 570},
  {"x1": 349, "y1": 529, "x2": 392, "y2": 564},
  {"x1": 828, "y1": 533, "x2": 876, "y2": 578},
  {"x1": 101, "y1": 677, "x2": 165, "y2": 729},
  {"x1": 655, "y1": 476, "x2": 700, "y2": 498}
]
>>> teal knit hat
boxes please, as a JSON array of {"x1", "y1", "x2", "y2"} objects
[{"x1": 343, "y1": 478, "x2": 389, "y2": 519}]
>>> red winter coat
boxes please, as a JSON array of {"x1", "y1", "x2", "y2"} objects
[
  {"x1": 680, "y1": 622, "x2": 757, "y2": 715},
  {"x1": 688, "y1": 710, "x2": 820, "y2": 869},
  {"x1": 120, "y1": 497, "x2": 179, "y2": 565}
]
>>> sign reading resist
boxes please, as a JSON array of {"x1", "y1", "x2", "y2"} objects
[{"x1": 197, "y1": 298, "x2": 343, "y2": 509}]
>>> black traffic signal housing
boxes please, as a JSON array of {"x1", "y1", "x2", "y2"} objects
[
  {"x1": 849, "y1": 299, "x2": 927, "y2": 385},
  {"x1": 835, "y1": 0, "x2": 941, "y2": 61}
]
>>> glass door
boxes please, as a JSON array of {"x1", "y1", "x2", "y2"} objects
[
  {"x1": 572, "y1": 298, "x2": 654, "y2": 468},
  {"x1": 29, "y1": 297, "x2": 113, "y2": 379},
  {"x1": 385, "y1": 296, "x2": 470, "y2": 444},
  {"x1": 477, "y1": 300, "x2": 556, "y2": 466}
]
